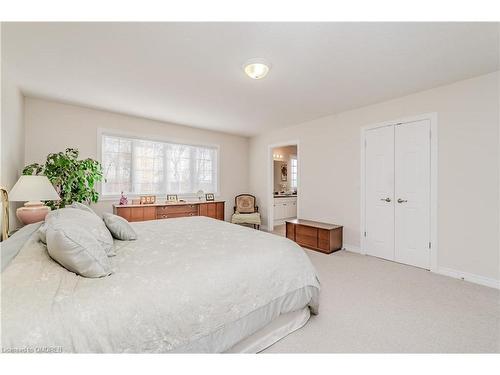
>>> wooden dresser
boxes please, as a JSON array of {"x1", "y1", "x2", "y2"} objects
[
  {"x1": 285, "y1": 219, "x2": 343, "y2": 254},
  {"x1": 113, "y1": 201, "x2": 225, "y2": 222}
]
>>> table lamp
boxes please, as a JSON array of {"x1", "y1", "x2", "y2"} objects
[{"x1": 9, "y1": 175, "x2": 60, "y2": 225}]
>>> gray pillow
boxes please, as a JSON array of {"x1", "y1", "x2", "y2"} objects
[
  {"x1": 45, "y1": 207, "x2": 115, "y2": 256},
  {"x1": 103, "y1": 212, "x2": 137, "y2": 240},
  {"x1": 1, "y1": 222, "x2": 44, "y2": 272},
  {"x1": 71, "y1": 201, "x2": 97, "y2": 216},
  {"x1": 46, "y1": 224, "x2": 112, "y2": 278},
  {"x1": 38, "y1": 222, "x2": 48, "y2": 244}
]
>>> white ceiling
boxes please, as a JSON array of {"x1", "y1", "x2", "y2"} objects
[{"x1": 3, "y1": 22, "x2": 499, "y2": 137}]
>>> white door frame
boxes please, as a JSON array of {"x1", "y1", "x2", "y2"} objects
[
  {"x1": 267, "y1": 140, "x2": 300, "y2": 232},
  {"x1": 360, "y1": 113, "x2": 438, "y2": 272}
]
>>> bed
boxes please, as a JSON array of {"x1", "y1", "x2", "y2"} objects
[{"x1": 1, "y1": 216, "x2": 320, "y2": 353}]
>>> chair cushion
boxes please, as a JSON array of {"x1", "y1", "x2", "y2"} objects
[
  {"x1": 231, "y1": 212, "x2": 261, "y2": 225},
  {"x1": 236, "y1": 195, "x2": 256, "y2": 213}
]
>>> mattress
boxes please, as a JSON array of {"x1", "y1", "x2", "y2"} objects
[{"x1": 1, "y1": 216, "x2": 320, "y2": 353}]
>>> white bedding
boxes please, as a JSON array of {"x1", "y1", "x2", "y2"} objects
[{"x1": 1, "y1": 216, "x2": 320, "y2": 353}]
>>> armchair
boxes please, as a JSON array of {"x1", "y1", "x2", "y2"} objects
[{"x1": 231, "y1": 194, "x2": 261, "y2": 230}]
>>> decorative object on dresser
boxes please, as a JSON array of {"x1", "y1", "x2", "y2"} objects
[
  {"x1": 231, "y1": 194, "x2": 261, "y2": 230},
  {"x1": 113, "y1": 201, "x2": 225, "y2": 222},
  {"x1": 286, "y1": 219, "x2": 343, "y2": 254},
  {"x1": 8, "y1": 176, "x2": 61, "y2": 225},
  {"x1": 119, "y1": 192, "x2": 128, "y2": 205},
  {"x1": 166, "y1": 194, "x2": 178, "y2": 203},
  {"x1": 197, "y1": 190, "x2": 204, "y2": 201},
  {"x1": 140, "y1": 195, "x2": 156, "y2": 204},
  {"x1": 205, "y1": 193, "x2": 215, "y2": 201}
]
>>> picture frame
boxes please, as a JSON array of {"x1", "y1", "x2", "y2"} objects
[
  {"x1": 281, "y1": 163, "x2": 288, "y2": 181},
  {"x1": 166, "y1": 194, "x2": 178, "y2": 203},
  {"x1": 140, "y1": 195, "x2": 156, "y2": 204},
  {"x1": 205, "y1": 193, "x2": 215, "y2": 201}
]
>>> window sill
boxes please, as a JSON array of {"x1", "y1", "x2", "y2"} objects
[{"x1": 98, "y1": 193, "x2": 221, "y2": 202}]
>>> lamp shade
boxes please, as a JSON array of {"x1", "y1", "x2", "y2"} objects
[{"x1": 9, "y1": 176, "x2": 60, "y2": 202}]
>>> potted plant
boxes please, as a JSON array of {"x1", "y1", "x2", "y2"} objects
[{"x1": 22, "y1": 148, "x2": 104, "y2": 209}]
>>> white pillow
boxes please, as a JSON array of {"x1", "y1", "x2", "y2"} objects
[
  {"x1": 45, "y1": 207, "x2": 115, "y2": 256},
  {"x1": 103, "y1": 213, "x2": 137, "y2": 241},
  {"x1": 46, "y1": 224, "x2": 112, "y2": 278},
  {"x1": 71, "y1": 201, "x2": 97, "y2": 216}
]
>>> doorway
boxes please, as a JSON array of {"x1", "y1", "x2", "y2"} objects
[
  {"x1": 267, "y1": 141, "x2": 299, "y2": 233},
  {"x1": 361, "y1": 114, "x2": 438, "y2": 271}
]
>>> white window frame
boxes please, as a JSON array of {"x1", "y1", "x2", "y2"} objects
[{"x1": 97, "y1": 128, "x2": 221, "y2": 200}]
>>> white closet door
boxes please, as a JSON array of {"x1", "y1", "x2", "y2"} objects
[
  {"x1": 365, "y1": 125, "x2": 395, "y2": 260},
  {"x1": 394, "y1": 120, "x2": 431, "y2": 269}
]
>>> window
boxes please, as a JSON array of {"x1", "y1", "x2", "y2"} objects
[
  {"x1": 101, "y1": 134, "x2": 218, "y2": 196},
  {"x1": 290, "y1": 157, "x2": 298, "y2": 189}
]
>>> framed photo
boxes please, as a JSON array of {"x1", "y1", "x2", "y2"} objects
[
  {"x1": 140, "y1": 195, "x2": 156, "y2": 204},
  {"x1": 205, "y1": 193, "x2": 215, "y2": 201},
  {"x1": 166, "y1": 194, "x2": 178, "y2": 203},
  {"x1": 281, "y1": 163, "x2": 288, "y2": 181}
]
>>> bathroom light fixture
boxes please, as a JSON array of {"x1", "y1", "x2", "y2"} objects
[{"x1": 243, "y1": 58, "x2": 271, "y2": 80}]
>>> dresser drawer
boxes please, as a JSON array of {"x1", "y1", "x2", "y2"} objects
[
  {"x1": 295, "y1": 225, "x2": 318, "y2": 248},
  {"x1": 157, "y1": 212, "x2": 197, "y2": 219},
  {"x1": 157, "y1": 204, "x2": 198, "y2": 215}
]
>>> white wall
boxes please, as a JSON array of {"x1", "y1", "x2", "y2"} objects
[
  {"x1": 1, "y1": 24, "x2": 25, "y2": 230},
  {"x1": 250, "y1": 72, "x2": 500, "y2": 283},
  {"x1": 24, "y1": 97, "x2": 249, "y2": 221}
]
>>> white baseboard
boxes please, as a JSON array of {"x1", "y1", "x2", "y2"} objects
[
  {"x1": 436, "y1": 267, "x2": 500, "y2": 290},
  {"x1": 342, "y1": 245, "x2": 499, "y2": 290},
  {"x1": 343, "y1": 243, "x2": 362, "y2": 254}
]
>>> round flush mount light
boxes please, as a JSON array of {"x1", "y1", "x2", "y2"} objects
[{"x1": 243, "y1": 58, "x2": 271, "y2": 80}]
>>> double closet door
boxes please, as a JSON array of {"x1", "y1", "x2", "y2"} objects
[{"x1": 364, "y1": 120, "x2": 431, "y2": 269}]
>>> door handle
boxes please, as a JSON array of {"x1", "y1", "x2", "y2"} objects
[
  {"x1": 397, "y1": 198, "x2": 408, "y2": 203},
  {"x1": 380, "y1": 197, "x2": 391, "y2": 202}
]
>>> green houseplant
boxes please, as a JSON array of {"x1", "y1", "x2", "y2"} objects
[{"x1": 22, "y1": 148, "x2": 104, "y2": 209}]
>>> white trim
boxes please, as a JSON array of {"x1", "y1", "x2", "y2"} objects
[
  {"x1": 360, "y1": 113, "x2": 438, "y2": 272},
  {"x1": 437, "y1": 267, "x2": 500, "y2": 290},
  {"x1": 267, "y1": 140, "x2": 300, "y2": 233},
  {"x1": 96, "y1": 127, "x2": 221, "y2": 198},
  {"x1": 343, "y1": 243, "x2": 361, "y2": 254}
]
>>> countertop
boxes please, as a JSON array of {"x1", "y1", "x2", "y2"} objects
[{"x1": 113, "y1": 200, "x2": 225, "y2": 208}]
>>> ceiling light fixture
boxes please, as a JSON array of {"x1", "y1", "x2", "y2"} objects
[{"x1": 243, "y1": 58, "x2": 271, "y2": 80}]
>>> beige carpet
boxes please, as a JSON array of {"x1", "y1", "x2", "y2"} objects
[{"x1": 264, "y1": 225, "x2": 500, "y2": 353}]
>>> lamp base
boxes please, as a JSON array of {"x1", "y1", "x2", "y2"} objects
[{"x1": 16, "y1": 201, "x2": 51, "y2": 225}]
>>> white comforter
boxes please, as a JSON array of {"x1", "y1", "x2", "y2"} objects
[{"x1": 1, "y1": 216, "x2": 319, "y2": 353}]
